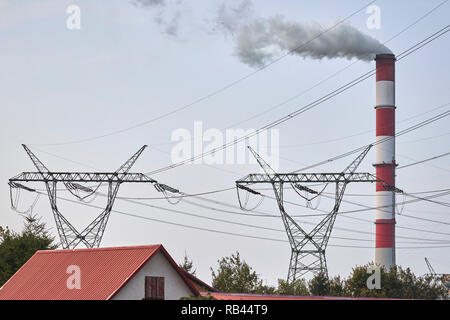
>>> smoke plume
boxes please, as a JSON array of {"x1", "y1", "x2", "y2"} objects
[
  {"x1": 132, "y1": 0, "x2": 165, "y2": 6},
  {"x1": 215, "y1": 0, "x2": 253, "y2": 35},
  {"x1": 132, "y1": 0, "x2": 253, "y2": 38},
  {"x1": 236, "y1": 16, "x2": 392, "y2": 68},
  {"x1": 132, "y1": 0, "x2": 183, "y2": 37}
]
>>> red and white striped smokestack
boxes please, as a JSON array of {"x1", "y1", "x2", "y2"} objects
[{"x1": 374, "y1": 53, "x2": 396, "y2": 269}]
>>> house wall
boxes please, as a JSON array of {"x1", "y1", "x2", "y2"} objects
[{"x1": 111, "y1": 251, "x2": 193, "y2": 300}]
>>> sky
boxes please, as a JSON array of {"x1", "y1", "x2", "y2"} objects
[{"x1": 0, "y1": 0, "x2": 449, "y2": 287}]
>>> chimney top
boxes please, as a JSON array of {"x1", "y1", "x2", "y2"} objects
[{"x1": 375, "y1": 53, "x2": 396, "y2": 61}]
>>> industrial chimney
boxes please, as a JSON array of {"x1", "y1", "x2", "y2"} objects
[{"x1": 374, "y1": 53, "x2": 396, "y2": 269}]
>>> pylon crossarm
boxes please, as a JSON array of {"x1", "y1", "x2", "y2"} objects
[
  {"x1": 9, "y1": 172, "x2": 155, "y2": 183},
  {"x1": 237, "y1": 172, "x2": 379, "y2": 184}
]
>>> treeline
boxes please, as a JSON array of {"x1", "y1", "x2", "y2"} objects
[
  {"x1": 197, "y1": 251, "x2": 448, "y2": 299},
  {"x1": 0, "y1": 214, "x2": 57, "y2": 287}
]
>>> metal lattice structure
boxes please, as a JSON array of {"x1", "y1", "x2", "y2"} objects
[
  {"x1": 425, "y1": 257, "x2": 437, "y2": 276},
  {"x1": 8, "y1": 144, "x2": 163, "y2": 249},
  {"x1": 236, "y1": 145, "x2": 380, "y2": 281}
]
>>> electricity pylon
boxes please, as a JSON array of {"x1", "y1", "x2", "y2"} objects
[
  {"x1": 9, "y1": 144, "x2": 163, "y2": 249},
  {"x1": 236, "y1": 145, "x2": 380, "y2": 281}
]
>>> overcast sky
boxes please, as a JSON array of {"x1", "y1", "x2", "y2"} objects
[{"x1": 1, "y1": 0, "x2": 449, "y2": 286}]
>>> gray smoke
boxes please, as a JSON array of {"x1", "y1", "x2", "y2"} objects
[
  {"x1": 236, "y1": 16, "x2": 392, "y2": 67},
  {"x1": 215, "y1": 0, "x2": 253, "y2": 35},
  {"x1": 132, "y1": 0, "x2": 165, "y2": 6},
  {"x1": 132, "y1": 0, "x2": 183, "y2": 37},
  {"x1": 132, "y1": 0, "x2": 253, "y2": 38}
]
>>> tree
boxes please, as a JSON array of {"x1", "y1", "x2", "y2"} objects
[
  {"x1": 179, "y1": 251, "x2": 196, "y2": 275},
  {"x1": 0, "y1": 213, "x2": 57, "y2": 286},
  {"x1": 211, "y1": 251, "x2": 273, "y2": 293},
  {"x1": 344, "y1": 264, "x2": 448, "y2": 299},
  {"x1": 308, "y1": 272, "x2": 331, "y2": 296},
  {"x1": 275, "y1": 264, "x2": 447, "y2": 299},
  {"x1": 277, "y1": 278, "x2": 309, "y2": 296},
  {"x1": 328, "y1": 275, "x2": 346, "y2": 297}
]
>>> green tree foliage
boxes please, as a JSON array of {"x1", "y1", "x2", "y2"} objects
[
  {"x1": 179, "y1": 251, "x2": 196, "y2": 275},
  {"x1": 308, "y1": 272, "x2": 331, "y2": 296},
  {"x1": 209, "y1": 253, "x2": 447, "y2": 299},
  {"x1": 211, "y1": 251, "x2": 274, "y2": 293},
  {"x1": 0, "y1": 214, "x2": 57, "y2": 286},
  {"x1": 328, "y1": 275, "x2": 346, "y2": 297},
  {"x1": 344, "y1": 264, "x2": 448, "y2": 299},
  {"x1": 276, "y1": 278, "x2": 309, "y2": 296},
  {"x1": 298, "y1": 265, "x2": 447, "y2": 299}
]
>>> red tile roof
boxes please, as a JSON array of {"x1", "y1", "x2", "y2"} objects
[
  {"x1": 182, "y1": 270, "x2": 217, "y2": 292},
  {"x1": 0, "y1": 244, "x2": 199, "y2": 300}
]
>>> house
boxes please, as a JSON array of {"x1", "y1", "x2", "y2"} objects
[
  {"x1": 182, "y1": 270, "x2": 217, "y2": 293},
  {"x1": 0, "y1": 244, "x2": 201, "y2": 300}
]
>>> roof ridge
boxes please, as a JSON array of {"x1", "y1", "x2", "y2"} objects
[{"x1": 36, "y1": 244, "x2": 162, "y2": 254}]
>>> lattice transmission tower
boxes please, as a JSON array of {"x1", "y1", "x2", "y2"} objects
[
  {"x1": 236, "y1": 145, "x2": 381, "y2": 281},
  {"x1": 8, "y1": 144, "x2": 174, "y2": 249}
]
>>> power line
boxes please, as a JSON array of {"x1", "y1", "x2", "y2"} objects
[
  {"x1": 30, "y1": 147, "x2": 101, "y2": 170},
  {"x1": 146, "y1": 25, "x2": 450, "y2": 176},
  {"x1": 338, "y1": 190, "x2": 450, "y2": 216},
  {"x1": 19, "y1": 146, "x2": 449, "y2": 247},
  {"x1": 182, "y1": 189, "x2": 450, "y2": 239},
  {"x1": 402, "y1": 192, "x2": 450, "y2": 209},
  {"x1": 113, "y1": 0, "x2": 450, "y2": 149},
  {"x1": 261, "y1": 188, "x2": 450, "y2": 232},
  {"x1": 397, "y1": 152, "x2": 450, "y2": 170},
  {"x1": 114, "y1": 138, "x2": 450, "y2": 233},
  {"x1": 119, "y1": 185, "x2": 450, "y2": 200},
  {"x1": 118, "y1": 186, "x2": 236, "y2": 200},
  {"x1": 28, "y1": 141, "x2": 450, "y2": 236},
  {"x1": 224, "y1": 0, "x2": 449, "y2": 131},
  {"x1": 31, "y1": 180, "x2": 450, "y2": 244},
  {"x1": 275, "y1": 103, "x2": 450, "y2": 149},
  {"x1": 30, "y1": 1, "x2": 377, "y2": 147},
  {"x1": 30, "y1": 144, "x2": 450, "y2": 235},
  {"x1": 49, "y1": 182, "x2": 450, "y2": 243},
  {"x1": 399, "y1": 131, "x2": 450, "y2": 145},
  {"x1": 321, "y1": 188, "x2": 450, "y2": 197},
  {"x1": 27, "y1": 5, "x2": 449, "y2": 173},
  {"x1": 293, "y1": 107, "x2": 450, "y2": 172},
  {"x1": 45, "y1": 191, "x2": 450, "y2": 249},
  {"x1": 181, "y1": 196, "x2": 450, "y2": 243},
  {"x1": 340, "y1": 193, "x2": 450, "y2": 226},
  {"x1": 20, "y1": 6, "x2": 449, "y2": 197}
]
